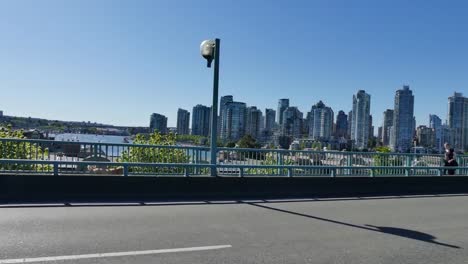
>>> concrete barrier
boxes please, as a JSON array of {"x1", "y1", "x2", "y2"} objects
[{"x1": 1, "y1": 175, "x2": 468, "y2": 203}]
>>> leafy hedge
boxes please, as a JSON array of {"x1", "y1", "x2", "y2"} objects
[
  {"x1": 118, "y1": 132, "x2": 192, "y2": 174},
  {"x1": 0, "y1": 125, "x2": 50, "y2": 171}
]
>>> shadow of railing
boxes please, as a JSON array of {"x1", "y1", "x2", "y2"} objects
[{"x1": 248, "y1": 203, "x2": 460, "y2": 249}]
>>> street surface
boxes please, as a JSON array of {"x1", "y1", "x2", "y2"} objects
[{"x1": 1, "y1": 195, "x2": 468, "y2": 263}]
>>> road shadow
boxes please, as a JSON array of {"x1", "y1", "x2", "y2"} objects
[
  {"x1": 249, "y1": 203, "x2": 460, "y2": 249},
  {"x1": 1, "y1": 193, "x2": 468, "y2": 208},
  {"x1": 365, "y1": 225, "x2": 460, "y2": 249}
]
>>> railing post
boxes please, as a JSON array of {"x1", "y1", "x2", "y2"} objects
[
  {"x1": 456, "y1": 157, "x2": 462, "y2": 175},
  {"x1": 370, "y1": 168, "x2": 374, "y2": 177},
  {"x1": 405, "y1": 155, "x2": 412, "y2": 176},
  {"x1": 239, "y1": 167, "x2": 244, "y2": 177},
  {"x1": 53, "y1": 163, "x2": 59, "y2": 176},
  {"x1": 330, "y1": 168, "x2": 336, "y2": 177},
  {"x1": 123, "y1": 164, "x2": 129, "y2": 177},
  {"x1": 195, "y1": 150, "x2": 200, "y2": 175},
  {"x1": 287, "y1": 167, "x2": 293, "y2": 177},
  {"x1": 184, "y1": 167, "x2": 189, "y2": 177},
  {"x1": 346, "y1": 153, "x2": 353, "y2": 176},
  {"x1": 278, "y1": 152, "x2": 283, "y2": 176},
  {"x1": 210, "y1": 150, "x2": 218, "y2": 177}
]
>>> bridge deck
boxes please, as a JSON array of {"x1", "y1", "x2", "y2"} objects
[{"x1": 1, "y1": 195, "x2": 467, "y2": 264}]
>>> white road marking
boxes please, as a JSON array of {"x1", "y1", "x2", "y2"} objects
[{"x1": 0, "y1": 245, "x2": 232, "y2": 263}]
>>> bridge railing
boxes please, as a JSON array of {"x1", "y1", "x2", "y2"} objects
[{"x1": 0, "y1": 138, "x2": 467, "y2": 177}]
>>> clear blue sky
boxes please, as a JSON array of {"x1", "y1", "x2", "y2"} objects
[{"x1": 1, "y1": 0, "x2": 467, "y2": 129}]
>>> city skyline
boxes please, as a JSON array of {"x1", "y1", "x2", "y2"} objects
[
  {"x1": 1, "y1": 1, "x2": 468, "y2": 128},
  {"x1": 2, "y1": 89, "x2": 464, "y2": 132}
]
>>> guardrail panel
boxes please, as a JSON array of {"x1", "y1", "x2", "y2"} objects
[{"x1": 0, "y1": 138, "x2": 467, "y2": 177}]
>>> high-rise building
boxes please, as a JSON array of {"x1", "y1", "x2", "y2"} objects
[
  {"x1": 347, "y1": 110, "x2": 352, "y2": 139},
  {"x1": 304, "y1": 112, "x2": 311, "y2": 136},
  {"x1": 221, "y1": 101, "x2": 247, "y2": 142},
  {"x1": 220, "y1": 95, "x2": 233, "y2": 116},
  {"x1": 281, "y1": 106, "x2": 303, "y2": 139},
  {"x1": 264, "y1": 108, "x2": 276, "y2": 132},
  {"x1": 245, "y1": 106, "x2": 262, "y2": 139},
  {"x1": 219, "y1": 95, "x2": 234, "y2": 137},
  {"x1": 382, "y1": 109, "x2": 394, "y2": 146},
  {"x1": 377, "y1": 126, "x2": 383, "y2": 142},
  {"x1": 368, "y1": 114, "x2": 374, "y2": 138},
  {"x1": 391, "y1": 85, "x2": 415, "y2": 152},
  {"x1": 448, "y1": 92, "x2": 468, "y2": 152},
  {"x1": 441, "y1": 124, "x2": 455, "y2": 147},
  {"x1": 416, "y1": 125, "x2": 434, "y2": 149},
  {"x1": 351, "y1": 90, "x2": 371, "y2": 149},
  {"x1": 335, "y1": 110, "x2": 348, "y2": 138},
  {"x1": 429, "y1": 114, "x2": 443, "y2": 153},
  {"x1": 277, "y1": 99, "x2": 290, "y2": 125},
  {"x1": 149, "y1": 113, "x2": 168, "y2": 134},
  {"x1": 308, "y1": 101, "x2": 334, "y2": 140},
  {"x1": 260, "y1": 115, "x2": 265, "y2": 132},
  {"x1": 176, "y1": 108, "x2": 190, "y2": 135},
  {"x1": 192, "y1": 104, "x2": 211, "y2": 137}
]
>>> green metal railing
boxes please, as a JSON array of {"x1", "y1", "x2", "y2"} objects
[{"x1": 0, "y1": 138, "x2": 467, "y2": 177}]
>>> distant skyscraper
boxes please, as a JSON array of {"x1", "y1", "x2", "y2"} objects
[
  {"x1": 176, "y1": 108, "x2": 190, "y2": 135},
  {"x1": 219, "y1": 95, "x2": 234, "y2": 137},
  {"x1": 382, "y1": 109, "x2": 394, "y2": 146},
  {"x1": 281, "y1": 106, "x2": 303, "y2": 139},
  {"x1": 448, "y1": 92, "x2": 468, "y2": 152},
  {"x1": 192, "y1": 104, "x2": 211, "y2": 137},
  {"x1": 335, "y1": 110, "x2": 348, "y2": 138},
  {"x1": 441, "y1": 124, "x2": 455, "y2": 148},
  {"x1": 351, "y1": 90, "x2": 371, "y2": 149},
  {"x1": 347, "y1": 110, "x2": 352, "y2": 139},
  {"x1": 416, "y1": 125, "x2": 434, "y2": 149},
  {"x1": 277, "y1": 99, "x2": 289, "y2": 125},
  {"x1": 368, "y1": 114, "x2": 374, "y2": 138},
  {"x1": 264, "y1": 108, "x2": 276, "y2": 132},
  {"x1": 308, "y1": 101, "x2": 334, "y2": 140},
  {"x1": 391, "y1": 85, "x2": 415, "y2": 152},
  {"x1": 246, "y1": 106, "x2": 262, "y2": 139},
  {"x1": 429, "y1": 114, "x2": 443, "y2": 153},
  {"x1": 220, "y1": 95, "x2": 233, "y2": 116},
  {"x1": 221, "y1": 101, "x2": 246, "y2": 142},
  {"x1": 149, "y1": 113, "x2": 168, "y2": 134},
  {"x1": 377, "y1": 126, "x2": 383, "y2": 143}
]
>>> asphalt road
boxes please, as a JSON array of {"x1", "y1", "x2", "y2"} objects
[{"x1": 1, "y1": 195, "x2": 468, "y2": 264}]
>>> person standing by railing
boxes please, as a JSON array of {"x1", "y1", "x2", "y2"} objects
[{"x1": 444, "y1": 143, "x2": 458, "y2": 175}]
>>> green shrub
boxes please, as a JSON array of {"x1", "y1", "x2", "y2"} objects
[{"x1": 0, "y1": 125, "x2": 51, "y2": 171}]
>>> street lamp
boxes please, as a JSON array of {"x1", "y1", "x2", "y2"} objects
[{"x1": 201, "y1": 38, "x2": 220, "y2": 176}]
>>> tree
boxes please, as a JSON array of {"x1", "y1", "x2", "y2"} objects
[
  {"x1": 225, "y1": 142, "x2": 236, "y2": 148},
  {"x1": 237, "y1": 135, "x2": 260, "y2": 149},
  {"x1": 246, "y1": 152, "x2": 294, "y2": 175},
  {"x1": 311, "y1": 141, "x2": 322, "y2": 150},
  {"x1": 299, "y1": 141, "x2": 306, "y2": 150},
  {"x1": 373, "y1": 146, "x2": 404, "y2": 175},
  {"x1": 118, "y1": 131, "x2": 190, "y2": 174},
  {"x1": 375, "y1": 146, "x2": 391, "y2": 153},
  {"x1": 0, "y1": 125, "x2": 50, "y2": 171},
  {"x1": 176, "y1": 134, "x2": 207, "y2": 146}
]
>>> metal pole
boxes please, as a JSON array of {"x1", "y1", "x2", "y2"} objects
[{"x1": 210, "y1": 38, "x2": 220, "y2": 176}]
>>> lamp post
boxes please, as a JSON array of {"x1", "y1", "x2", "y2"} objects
[{"x1": 201, "y1": 38, "x2": 220, "y2": 176}]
